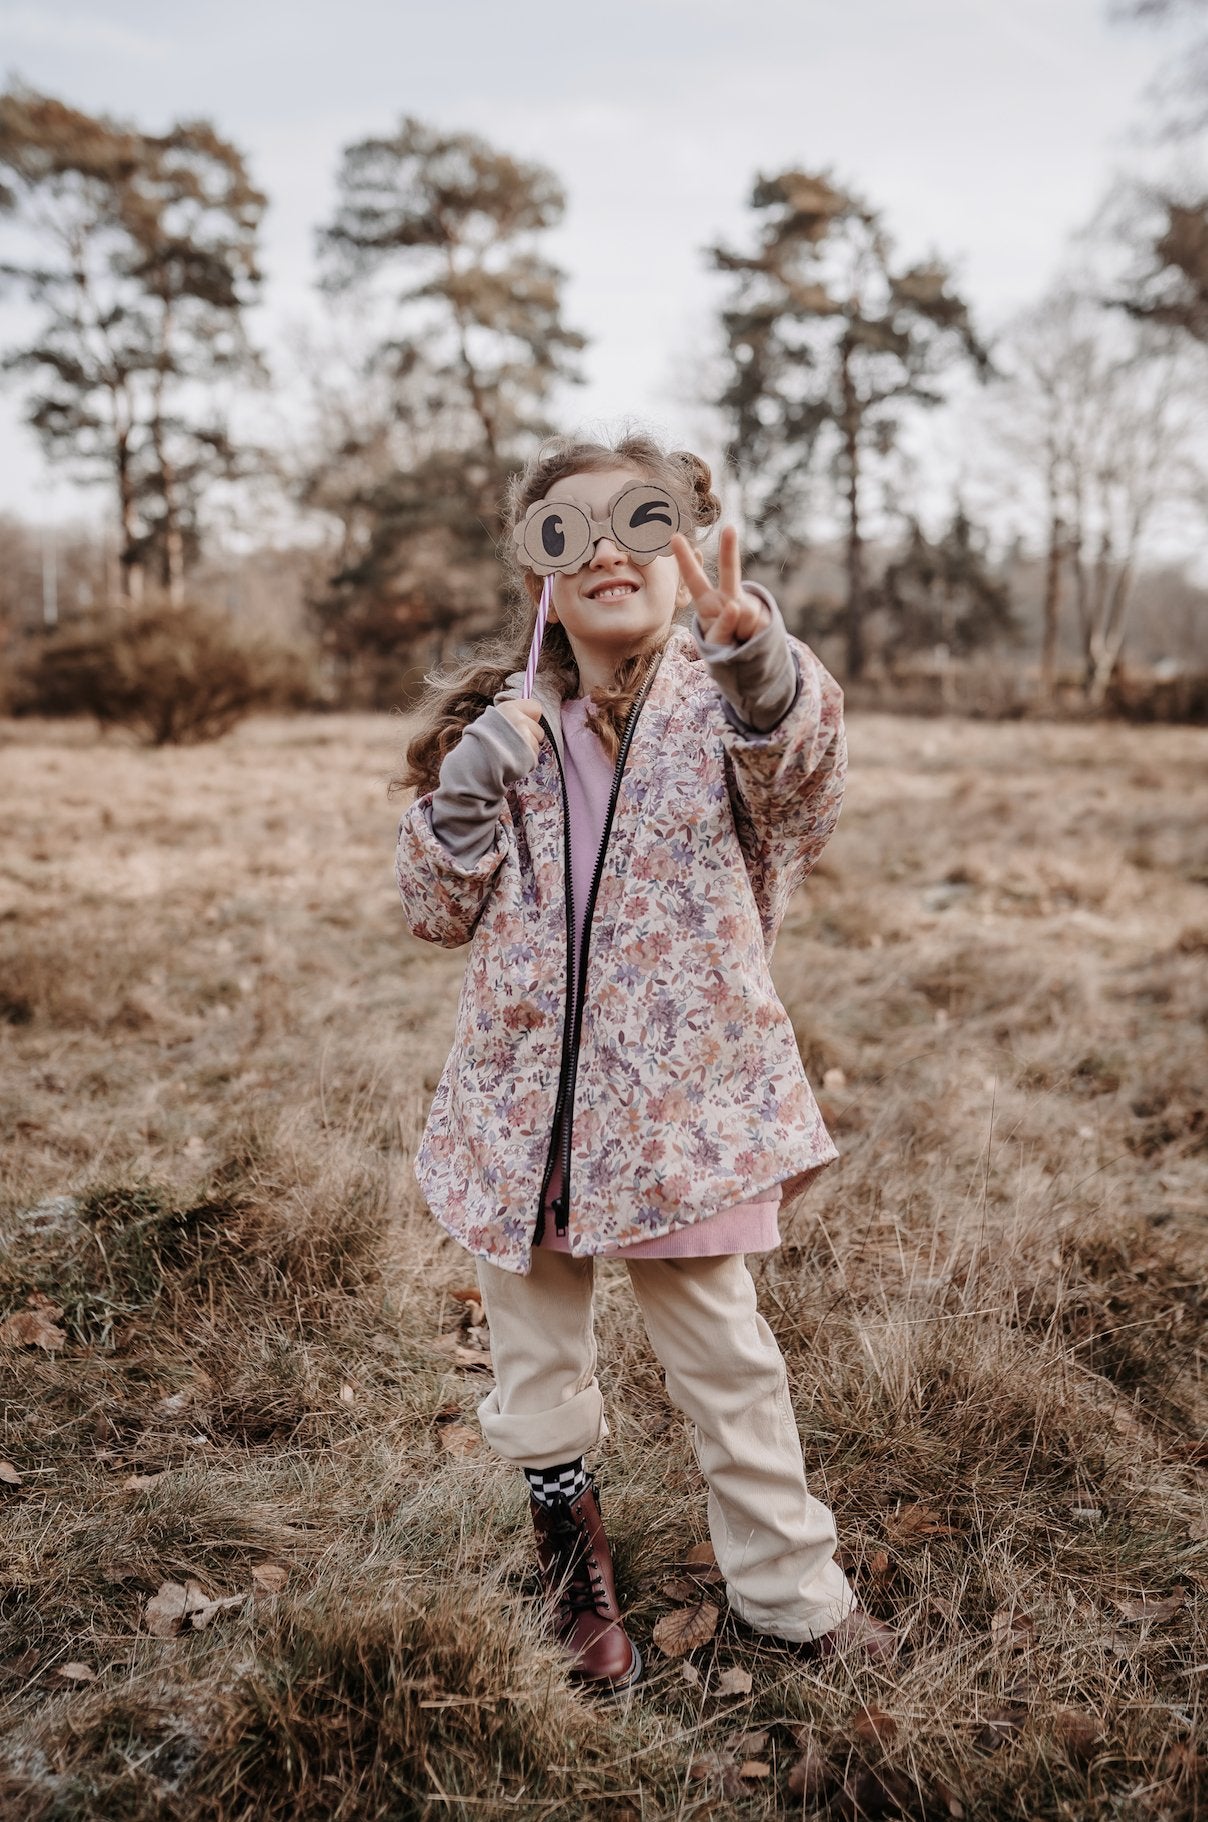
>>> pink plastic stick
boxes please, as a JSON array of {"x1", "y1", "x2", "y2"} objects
[{"x1": 523, "y1": 573, "x2": 553, "y2": 699}]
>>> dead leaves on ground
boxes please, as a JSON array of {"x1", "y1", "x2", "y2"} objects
[
  {"x1": 142, "y1": 1562, "x2": 289, "y2": 1637},
  {"x1": 0, "y1": 1292, "x2": 67, "y2": 1351},
  {"x1": 1112, "y1": 1586, "x2": 1185, "y2": 1624},
  {"x1": 430, "y1": 1286, "x2": 493, "y2": 1371},
  {"x1": 989, "y1": 1605, "x2": 1038, "y2": 1652},
  {"x1": 433, "y1": 1403, "x2": 480, "y2": 1456},
  {"x1": 886, "y1": 1500, "x2": 960, "y2": 1541},
  {"x1": 689, "y1": 1730, "x2": 771, "y2": 1797},
  {"x1": 653, "y1": 1599, "x2": 719, "y2": 1657},
  {"x1": 653, "y1": 1537, "x2": 724, "y2": 1658}
]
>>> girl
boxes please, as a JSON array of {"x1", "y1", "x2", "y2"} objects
[{"x1": 392, "y1": 431, "x2": 896, "y2": 1694}]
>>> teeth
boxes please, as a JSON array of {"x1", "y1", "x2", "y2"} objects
[{"x1": 591, "y1": 585, "x2": 637, "y2": 600}]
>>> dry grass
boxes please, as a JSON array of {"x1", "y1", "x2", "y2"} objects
[{"x1": 1, "y1": 709, "x2": 1205, "y2": 1822}]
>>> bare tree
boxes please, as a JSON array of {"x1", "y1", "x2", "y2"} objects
[
  {"x1": 1107, "y1": 0, "x2": 1208, "y2": 142},
  {"x1": 982, "y1": 283, "x2": 1206, "y2": 699}
]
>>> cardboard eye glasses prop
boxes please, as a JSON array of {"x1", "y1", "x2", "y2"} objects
[
  {"x1": 513, "y1": 482, "x2": 683, "y2": 576},
  {"x1": 517, "y1": 482, "x2": 684, "y2": 697}
]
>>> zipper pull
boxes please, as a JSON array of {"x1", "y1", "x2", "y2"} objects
[{"x1": 553, "y1": 1195, "x2": 568, "y2": 1236}]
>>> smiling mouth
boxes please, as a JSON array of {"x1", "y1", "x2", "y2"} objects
[{"x1": 586, "y1": 582, "x2": 640, "y2": 602}]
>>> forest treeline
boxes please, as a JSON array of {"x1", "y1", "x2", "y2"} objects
[{"x1": 1, "y1": 0, "x2": 1207, "y2": 728}]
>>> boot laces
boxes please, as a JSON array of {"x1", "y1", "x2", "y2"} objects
[{"x1": 542, "y1": 1488, "x2": 611, "y2": 1621}]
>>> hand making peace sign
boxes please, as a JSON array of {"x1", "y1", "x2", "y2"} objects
[{"x1": 670, "y1": 524, "x2": 772, "y2": 646}]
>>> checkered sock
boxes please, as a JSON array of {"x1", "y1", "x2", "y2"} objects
[{"x1": 524, "y1": 1456, "x2": 591, "y2": 1507}]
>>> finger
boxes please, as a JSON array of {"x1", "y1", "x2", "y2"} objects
[
  {"x1": 670, "y1": 532, "x2": 710, "y2": 600},
  {"x1": 718, "y1": 524, "x2": 742, "y2": 601}
]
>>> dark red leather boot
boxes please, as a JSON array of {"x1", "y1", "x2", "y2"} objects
[{"x1": 529, "y1": 1474, "x2": 643, "y2": 1695}]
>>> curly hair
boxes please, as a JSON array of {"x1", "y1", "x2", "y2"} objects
[{"x1": 390, "y1": 429, "x2": 723, "y2": 798}]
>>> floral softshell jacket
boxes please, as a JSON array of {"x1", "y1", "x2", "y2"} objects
[{"x1": 394, "y1": 605, "x2": 848, "y2": 1277}]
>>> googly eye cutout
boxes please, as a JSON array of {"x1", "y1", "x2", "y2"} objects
[
  {"x1": 608, "y1": 483, "x2": 682, "y2": 562},
  {"x1": 513, "y1": 498, "x2": 594, "y2": 574}
]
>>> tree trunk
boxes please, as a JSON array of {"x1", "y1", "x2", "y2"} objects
[
  {"x1": 116, "y1": 432, "x2": 143, "y2": 604},
  {"x1": 1040, "y1": 511, "x2": 1064, "y2": 698},
  {"x1": 153, "y1": 303, "x2": 185, "y2": 606},
  {"x1": 840, "y1": 348, "x2": 866, "y2": 679}
]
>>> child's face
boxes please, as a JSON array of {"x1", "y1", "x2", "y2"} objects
[{"x1": 538, "y1": 466, "x2": 688, "y2": 685}]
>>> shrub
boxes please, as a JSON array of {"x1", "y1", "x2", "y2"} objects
[{"x1": 13, "y1": 601, "x2": 319, "y2": 744}]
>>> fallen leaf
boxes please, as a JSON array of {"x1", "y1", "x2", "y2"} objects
[
  {"x1": 738, "y1": 1760, "x2": 770, "y2": 1778},
  {"x1": 680, "y1": 1661, "x2": 702, "y2": 1687},
  {"x1": 973, "y1": 1704, "x2": 1027, "y2": 1753},
  {"x1": 123, "y1": 1473, "x2": 166, "y2": 1491},
  {"x1": 339, "y1": 1383, "x2": 355, "y2": 1405},
  {"x1": 0, "y1": 1461, "x2": 21, "y2": 1487},
  {"x1": 144, "y1": 1578, "x2": 211, "y2": 1638},
  {"x1": 852, "y1": 1704, "x2": 898, "y2": 1745},
  {"x1": 1113, "y1": 1588, "x2": 1185, "y2": 1624},
  {"x1": 688, "y1": 1752, "x2": 745, "y2": 1797},
  {"x1": 787, "y1": 1739, "x2": 830, "y2": 1800},
  {"x1": 868, "y1": 1548, "x2": 891, "y2": 1583},
  {"x1": 726, "y1": 1729, "x2": 768, "y2": 1756},
  {"x1": 0, "y1": 1296, "x2": 66, "y2": 1351},
  {"x1": 450, "y1": 1287, "x2": 486, "y2": 1325},
  {"x1": 251, "y1": 1563, "x2": 288, "y2": 1595},
  {"x1": 889, "y1": 1501, "x2": 958, "y2": 1540},
  {"x1": 429, "y1": 1334, "x2": 493, "y2": 1371},
  {"x1": 438, "y1": 1423, "x2": 479, "y2": 1457},
  {"x1": 990, "y1": 1606, "x2": 1037, "y2": 1651},
  {"x1": 189, "y1": 1592, "x2": 245, "y2": 1631},
  {"x1": 55, "y1": 1662, "x2": 96, "y2": 1682},
  {"x1": 660, "y1": 1575, "x2": 701, "y2": 1602},
  {"x1": 1051, "y1": 1707, "x2": 1103, "y2": 1759},
  {"x1": 713, "y1": 1666, "x2": 752, "y2": 1696},
  {"x1": 674, "y1": 1541, "x2": 723, "y2": 1583},
  {"x1": 652, "y1": 1600, "x2": 719, "y2": 1656}
]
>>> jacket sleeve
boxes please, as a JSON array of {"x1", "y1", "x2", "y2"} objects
[
  {"x1": 692, "y1": 584, "x2": 847, "y2": 916},
  {"x1": 394, "y1": 706, "x2": 533, "y2": 949}
]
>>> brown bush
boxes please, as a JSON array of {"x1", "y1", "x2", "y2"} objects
[{"x1": 12, "y1": 602, "x2": 320, "y2": 745}]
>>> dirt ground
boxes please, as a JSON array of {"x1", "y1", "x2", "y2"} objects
[{"x1": 1, "y1": 709, "x2": 1205, "y2": 1821}]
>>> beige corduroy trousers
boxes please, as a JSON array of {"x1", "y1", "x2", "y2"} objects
[{"x1": 473, "y1": 1246, "x2": 856, "y2": 1644}]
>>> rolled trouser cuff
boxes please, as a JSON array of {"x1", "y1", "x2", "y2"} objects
[
  {"x1": 475, "y1": 1379, "x2": 608, "y2": 1468},
  {"x1": 724, "y1": 1553, "x2": 856, "y2": 1643}
]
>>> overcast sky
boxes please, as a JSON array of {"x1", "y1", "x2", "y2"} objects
[{"x1": 0, "y1": 0, "x2": 1194, "y2": 554}]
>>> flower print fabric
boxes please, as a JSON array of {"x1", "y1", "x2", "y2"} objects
[
  {"x1": 536, "y1": 687, "x2": 782, "y2": 1259},
  {"x1": 394, "y1": 587, "x2": 847, "y2": 1278}
]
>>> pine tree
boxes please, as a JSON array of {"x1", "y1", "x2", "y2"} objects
[{"x1": 709, "y1": 169, "x2": 993, "y2": 678}]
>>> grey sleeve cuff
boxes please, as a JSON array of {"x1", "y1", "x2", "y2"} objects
[
  {"x1": 429, "y1": 704, "x2": 536, "y2": 867},
  {"x1": 691, "y1": 582, "x2": 801, "y2": 734}
]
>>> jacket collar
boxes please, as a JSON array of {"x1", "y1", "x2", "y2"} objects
[{"x1": 496, "y1": 626, "x2": 695, "y2": 768}]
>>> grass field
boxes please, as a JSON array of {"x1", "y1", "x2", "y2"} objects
[{"x1": 1, "y1": 709, "x2": 1205, "y2": 1821}]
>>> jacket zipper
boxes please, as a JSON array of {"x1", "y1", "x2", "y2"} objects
[{"x1": 532, "y1": 654, "x2": 661, "y2": 1247}]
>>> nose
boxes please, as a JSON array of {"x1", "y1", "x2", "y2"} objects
[{"x1": 587, "y1": 535, "x2": 626, "y2": 569}]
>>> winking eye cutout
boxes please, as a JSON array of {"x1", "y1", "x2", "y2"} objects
[{"x1": 513, "y1": 481, "x2": 683, "y2": 575}]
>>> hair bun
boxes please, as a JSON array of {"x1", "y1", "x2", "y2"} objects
[{"x1": 671, "y1": 449, "x2": 722, "y2": 530}]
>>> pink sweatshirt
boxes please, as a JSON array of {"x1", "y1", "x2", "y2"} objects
[{"x1": 538, "y1": 691, "x2": 782, "y2": 1259}]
